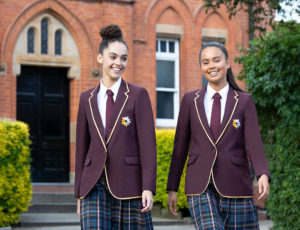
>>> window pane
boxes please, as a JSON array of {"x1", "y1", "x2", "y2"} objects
[
  {"x1": 169, "y1": 41, "x2": 175, "y2": 53},
  {"x1": 27, "y1": 28, "x2": 34, "y2": 53},
  {"x1": 160, "y1": 40, "x2": 166, "y2": 52},
  {"x1": 156, "y1": 40, "x2": 158, "y2": 52},
  {"x1": 156, "y1": 60, "x2": 175, "y2": 88},
  {"x1": 41, "y1": 18, "x2": 48, "y2": 54},
  {"x1": 157, "y1": 92, "x2": 174, "y2": 119},
  {"x1": 55, "y1": 30, "x2": 62, "y2": 55}
]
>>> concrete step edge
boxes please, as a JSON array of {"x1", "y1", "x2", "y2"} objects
[
  {"x1": 16, "y1": 214, "x2": 187, "y2": 227},
  {"x1": 15, "y1": 222, "x2": 188, "y2": 227},
  {"x1": 31, "y1": 194, "x2": 76, "y2": 204}
]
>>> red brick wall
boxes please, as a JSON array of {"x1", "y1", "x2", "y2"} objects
[
  {"x1": 0, "y1": 0, "x2": 268, "y2": 217},
  {"x1": 0, "y1": 0, "x2": 253, "y2": 182}
]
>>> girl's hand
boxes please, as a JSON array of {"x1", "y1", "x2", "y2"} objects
[
  {"x1": 141, "y1": 190, "x2": 153, "y2": 213},
  {"x1": 167, "y1": 191, "x2": 178, "y2": 216},
  {"x1": 77, "y1": 199, "x2": 80, "y2": 216},
  {"x1": 258, "y1": 174, "x2": 270, "y2": 200}
]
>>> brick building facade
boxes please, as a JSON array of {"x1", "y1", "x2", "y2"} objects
[{"x1": 0, "y1": 0, "x2": 250, "y2": 183}]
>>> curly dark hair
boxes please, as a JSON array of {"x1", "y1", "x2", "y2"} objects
[{"x1": 98, "y1": 24, "x2": 128, "y2": 54}]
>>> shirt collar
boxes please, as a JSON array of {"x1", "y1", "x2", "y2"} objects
[
  {"x1": 207, "y1": 83, "x2": 229, "y2": 100},
  {"x1": 100, "y1": 77, "x2": 122, "y2": 98}
]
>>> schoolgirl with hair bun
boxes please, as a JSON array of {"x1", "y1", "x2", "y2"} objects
[
  {"x1": 167, "y1": 42, "x2": 270, "y2": 229},
  {"x1": 75, "y1": 24, "x2": 156, "y2": 229}
]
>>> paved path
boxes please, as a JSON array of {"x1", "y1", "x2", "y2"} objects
[
  {"x1": 12, "y1": 220, "x2": 273, "y2": 230},
  {"x1": 12, "y1": 213, "x2": 273, "y2": 230}
]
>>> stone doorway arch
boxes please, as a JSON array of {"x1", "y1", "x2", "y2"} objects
[{"x1": 13, "y1": 12, "x2": 80, "y2": 79}]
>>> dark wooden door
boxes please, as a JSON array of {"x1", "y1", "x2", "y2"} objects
[{"x1": 17, "y1": 66, "x2": 69, "y2": 182}]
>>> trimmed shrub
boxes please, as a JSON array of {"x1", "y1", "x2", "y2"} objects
[
  {"x1": 0, "y1": 120, "x2": 32, "y2": 227},
  {"x1": 155, "y1": 129, "x2": 188, "y2": 210},
  {"x1": 236, "y1": 22, "x2": 300, "y2": 229}
]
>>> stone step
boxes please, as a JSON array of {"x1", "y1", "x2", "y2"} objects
[
  {"x1": 28, "y1": 203, "x2": 76, "y2": 213},
  {"x1": 28, "y1": 193, "x2": 77, "y2": 213},
  {"x1": 32, "y1": 183, "x2": 74, "y2": 194},
  {"x1": 15, "y1": 213, "x2": 79, "y2": 227},
  {"x1": 31, "y1": 193, "x2": 76, "y2": 204},
  {"x1": 15, "y1": 213, "x2": 187, "y2": 227}
]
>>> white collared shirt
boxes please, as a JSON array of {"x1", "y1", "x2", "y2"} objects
[
  {"x1": 97, "y1": 77, "x2": 122, "y2": 130},
  {"x1": 204, "y1": 83, "x2": 229, "y2": 126}
]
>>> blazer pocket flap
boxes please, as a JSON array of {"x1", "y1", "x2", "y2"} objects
[
  {"x1": 124, "y1": 156, "x2": 140, "y2": 165},
  {"x1": 231, "y1": 156, "x2": 248, "y2": 167},
  {"x1": 84, "y1": 158, "x2": 91, "y2": 167},
  {"x1": 187, "y1": 154, "x2": 199, "y2": 166}
]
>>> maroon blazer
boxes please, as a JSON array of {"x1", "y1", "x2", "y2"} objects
[
  {"x1": 75, "y1": 79, "x2": 157, "y2": 199},
  {"x1": 167, "y1": 86, "x2": 270, "y2": 198}
]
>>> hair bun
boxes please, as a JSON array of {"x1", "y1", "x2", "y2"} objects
[{"x1": 99, "y1": 24, "x2": 123, "y2": 40}]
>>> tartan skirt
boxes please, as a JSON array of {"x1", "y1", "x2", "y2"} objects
[
  {"x1": 80, "y1": 173, "x2": 153, "y2": 230},
  {"x1": 187, "y1": 184, "x2": 259, "y2": 230}
]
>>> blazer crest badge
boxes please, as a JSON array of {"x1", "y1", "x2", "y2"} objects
[
  {"x1": 121, "y1": 116, "x2": 131, "y2": 127},
  {"x1": 232, "y1": 119, "x2": 241, "y2": 129}
]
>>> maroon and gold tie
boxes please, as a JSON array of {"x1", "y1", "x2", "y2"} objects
[
  {"x1": 210, "y1": 93, "x2": 221, "y2": 142},
  {"x1": 106, "y1": 89, "x2": 114, "y2": 131}
]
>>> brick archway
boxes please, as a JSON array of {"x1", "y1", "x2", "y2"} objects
[
  {"x1": 145, "y1": 0, "x2": 193, "y2": 41},
  {"x1": 194, "y1": 5, "x2": 243, "y2": 47},
  {"x1": 0, "y1": 0, "x2": 97, "y2": 182},
  {"x1": 141, "y1": 0, "x2": 196, "y2": 105},
  {"x1": 0, "y1": 0, "x2": 95, "y2": 118}
]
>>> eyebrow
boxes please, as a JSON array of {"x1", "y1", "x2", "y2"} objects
[
  {"x1": 108, "y1": 52, "x2": 128, "y2": 57},
  {"x1": 201, "y1": 56, "x2": 223, "y2": 61}
]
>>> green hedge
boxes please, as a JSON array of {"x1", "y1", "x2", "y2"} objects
[
  {"x1": 236, "y1": 22, "x2": 300, "y2": 229},
  {"x1": 0, "y1": 121, "x2": 32, "y2": 227},
  {"x1": 155, "y1": 129, "x2": 188, "y2": 210}
]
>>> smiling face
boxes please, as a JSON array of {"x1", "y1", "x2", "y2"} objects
[
  {"x1": 200, "y1": 46, "x2": 230, "y2": 90},
  {"x1": 97, "y1": 41, "x2": 128, "y2": 87}
]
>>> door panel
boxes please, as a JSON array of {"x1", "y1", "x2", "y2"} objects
[{"x1": 17, "y1": 66, "x2": 69, "y2": 182}]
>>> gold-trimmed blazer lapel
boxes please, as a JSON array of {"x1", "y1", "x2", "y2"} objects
[
  {"x1": 88, "y1": 84, "x2": 107, "y2": 152},
  {"x1": 215, "y1": 87, "x2": 239, "y2": 145},
  {"x1": 194, "y1": 86, "x2": 215, "y2": 147},
  {"x1": 105, "y1": 79, "x2": 129, "y2": 145}
]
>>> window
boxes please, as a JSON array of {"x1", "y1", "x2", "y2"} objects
[
  {"x1": 201, "y1": 38, "x2": 226, "y2": 86},
  {"x1": 27, "y1": 28, "x2": 35, "y2": 53},
  {"x1": 156, "y1": 39, "x2": 179, "y2": 127},
  {"x1": 41, "y1": 18, "x2": 48, "y2": 54},
  {"x1": 55, "y1": 30, "x2": 62, "y2": 55}
]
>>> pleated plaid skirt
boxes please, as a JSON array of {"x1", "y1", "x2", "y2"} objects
[
  {"x1": 187, "y1": 184, "x2": 259, "y2": 230},
  {"x1": 80, "y1": 173, "x2": 153, "y2": 230}
]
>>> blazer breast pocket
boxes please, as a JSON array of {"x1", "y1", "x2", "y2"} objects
[{"x1": 124, "y1": 156, "x2": 140, "y2": 165}]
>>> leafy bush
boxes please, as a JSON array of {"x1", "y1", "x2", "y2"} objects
[
  {"x1": 155, "y1": 129, "x2": 188, "y2": 210},
  {"x1": 236, "y1": 22, "x2": 300, "y2": 230},
  {"x1": 0, "y1": 121, "x2": 32, "y2": 227}
]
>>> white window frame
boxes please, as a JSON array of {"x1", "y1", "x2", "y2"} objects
[{"x1": 156, "y1": 39, "x2": 180, "y2": 127}]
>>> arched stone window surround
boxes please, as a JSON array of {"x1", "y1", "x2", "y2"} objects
[
  {"x1": 0, "y1": 0, "x2": 96, "y2": 170},
  {"x1": 13, "y1": 13, "x2": 80, "y2": 79}
]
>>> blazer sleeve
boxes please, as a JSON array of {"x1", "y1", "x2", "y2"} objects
[
  {"x1": 166, "y1": 93, "x2": 191, "y2": 192},
  {"x1": 135, "y1": 88, "x2": 157, "y2": 194},
  {"x1": 244, "y1": 95, "x2": 271, "y2": 180},
  {"x1": 74, "y1": 94, "x2": 90, "y2": 198}
]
